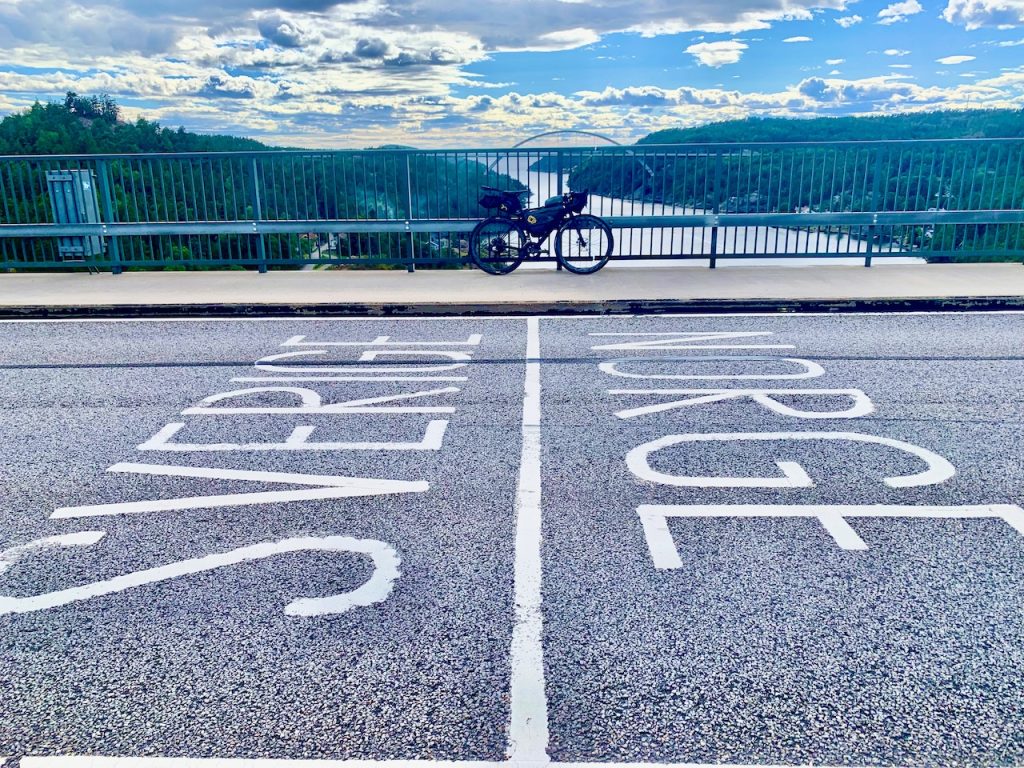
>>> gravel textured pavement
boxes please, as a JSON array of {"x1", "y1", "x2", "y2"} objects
[{"x1": 1, "y1": 313, "x2": 1022, "y2": 766}]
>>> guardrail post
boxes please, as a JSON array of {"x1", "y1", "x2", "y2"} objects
[
  {"x1": 405, "y1": 154, "x2": 416, "y2": 273},
  {"x1": 249, "y1": 157, "x2": 268, "y2": 273},
  {"x1": 866, "y1": 147, "x2": 884, "y2": 268},
  {"x1": 95, "y1": 160, "x2": 121, "y2": 275},
  {"x1": 709, "y1": 149, "x2": 722, "y2": 268}
]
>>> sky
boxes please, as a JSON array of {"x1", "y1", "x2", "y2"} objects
[{"x1": 0, "y1": 0, "x2": 1022, "y2": 147}]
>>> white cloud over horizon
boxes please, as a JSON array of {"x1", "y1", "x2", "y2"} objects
[
  {"x1": 685, "y1": 39, "x2": 749, "y2": 67},
  {"x1": 877, "y1": 0, "x2": 924, "y2": 24},
  {"x1": 0, "y1": 0, "x2": 1021, "y2": 148},
  {"x1": 942, "y1": 0, "x2": 1024, "y2": 29}
]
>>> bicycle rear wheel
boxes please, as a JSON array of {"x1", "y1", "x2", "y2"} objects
[
  {"x1": 469, "y1": 217, "x2": 528, "y2": 275},
  {"x1": 555, "y1": 214, "x2": 613, "y2": 274}
]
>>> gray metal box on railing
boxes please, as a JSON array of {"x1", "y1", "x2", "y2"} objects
[{"x1": 45, "y1": 169, "x2": 104, "y2": 261}]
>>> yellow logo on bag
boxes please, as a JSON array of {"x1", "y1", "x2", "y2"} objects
[{"x1": 527, "y1": 215, "x2": 537, "y2": 224}]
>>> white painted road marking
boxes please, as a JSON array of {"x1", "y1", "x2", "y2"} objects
[
  {"x1": 639, "y1": 504, "x2": 1024, "y2": 567},
  {"x1": 256, "y1": 350, "x2": 469, "y2": 374},
  {"x1": 0, "y1": 536, "x2": 400, "y2": 617},
  {"x1": 183, "y1": 386, "x2": 460, "y2": 415},
  {"x1": 599, "y1": 356, "x2": 826, "y2": 380},
  {"x1": 232, "y1": 376, "x2": 469, "y2": 383},
  {"x1": 357, "y1": 351, "x2": 473, "y2": 363},
  {"x1": 137, "y1": 420, "x2": 449, "y2": 452},
  {"x1": 281, "y1": 334, "x2": 484, "y2": 346},
  {"x1": 589, "y1": 331, "x2": 794, "y2": 351},
  {"x1": 51, "y1": 464, "x2": 428, "y2": 519},
  {"x1": 626, "y1": 432, "x2": 957, "y2": 489},
  {"x1": 508, "y1": 316, "x2": 549, "y2": 762},
  {"x1": 609, "y1": 389, "x2": 875, "y2": 420},
  {"x1": 0, "y1": 531, "x2": 106, "y2": 576}
]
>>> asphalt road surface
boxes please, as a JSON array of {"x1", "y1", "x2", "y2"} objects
[{"x1": 1, "y1": 312, "x2": 1023, "y2": 768}]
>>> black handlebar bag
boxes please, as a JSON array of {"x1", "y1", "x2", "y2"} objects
[{"x1": 567, "y1": 191, "x2": 588, "y2": 213}]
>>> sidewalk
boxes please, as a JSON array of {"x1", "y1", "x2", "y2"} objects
[{"x1": 1, "y1": 263, "x2": 1022, "y2": 317}]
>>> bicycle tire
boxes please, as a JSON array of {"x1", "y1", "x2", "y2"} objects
[
  {"x1": 555, "y1": 214, "x2": 613, "y2": 274},
  {"x1": 469, "y1": 216, "x2": 528, "y2": 275}
]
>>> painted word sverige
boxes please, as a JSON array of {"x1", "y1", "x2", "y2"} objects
[{"x1": 3, "y1": 332, "x2": 483, "y2": 616}]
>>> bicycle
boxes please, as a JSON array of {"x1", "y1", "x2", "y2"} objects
[{"x1": 469, "y1": 186, "x2": 614, "y2": 275}]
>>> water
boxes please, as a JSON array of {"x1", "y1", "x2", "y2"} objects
[{"x1": 494, "y1": 155, "x2": 924, "y2": 269}]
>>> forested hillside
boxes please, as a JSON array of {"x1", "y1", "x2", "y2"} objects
[
  {"x1": 0, "y1": 93, "x2": 268, "y2": 155},
  {"x1": 567, "y1": 111, "x2": 1024, "y2": 262},
  {"x1": 0, "y1": 94, "x2": 522, "y2": 267},
  {"x1": 639, "y1": 110, "x2": 1024, "y2": 145}
]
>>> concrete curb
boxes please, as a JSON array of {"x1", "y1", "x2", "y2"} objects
[{"x1": 2, "y1": 295, "x2": 1024, "y2": 318}]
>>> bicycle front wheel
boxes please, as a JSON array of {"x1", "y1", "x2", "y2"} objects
[
  {"x1": 469, "y1": 217, "x2": 528, "y2": 275},
  {"x1": 555, "y1": 214, "x2": 613, "y2": 274}
]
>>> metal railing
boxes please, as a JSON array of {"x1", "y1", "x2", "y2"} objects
[{"x1": 1, "y1": 138, "x2": 1021, "y2": 271}]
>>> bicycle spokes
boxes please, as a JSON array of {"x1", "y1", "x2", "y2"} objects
[{"x1": 556, "y1": 214, "x2": 613, "y2": 274}]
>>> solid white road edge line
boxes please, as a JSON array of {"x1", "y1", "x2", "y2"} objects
[{"x1": 507, "y1": 316, "x2": 549, "y2": 762}]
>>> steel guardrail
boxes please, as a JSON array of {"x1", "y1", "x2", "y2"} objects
[{"x1": 1, "y1": 138, "x2": 1021, "y2": 271}]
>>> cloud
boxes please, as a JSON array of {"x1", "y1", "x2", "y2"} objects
[
  {"x1": 0, "y1": 0, "x2": 1021, "y2": 148},
  {"x1": 256, "y1": 13, "x2": 321, "y2": 49},
  {"x1": 936, "y1": 54, "x2": 977, "y2": 62},
  {"x1": 384, "y1": 47, "x2": 465, "y2": 67},
  {"x1": 684, "y1": 40, "x2": 748, "y2": 67},
  {"x1": 4, "y1": 58, "x2": 1022, "y2": 149},
  {"x1": 195, "y1": 74, "x2": 275, "y2": 100},
  {"x1": 0, "y1": 0, "x2": 181, "y2": 55},
  {"x1": 884, "y1": 48, "x2": 911, "y2": 55},
  {"x1": 534, "y1": 28, "x2": 602, "y2": 49},
  {"x1": 577, "y1": 85, "x2": 744, "y2": 107},
  {"x1": 994, "y1": 37, "x2": 1024, "y2": 44},
  {"x1": 796, "y1": 74, "x2": 918, "y2": 104},
  {"x1": 322, "y1": 0, "x2": 856, "y2": 58},
  {"x1": 0, "y1": 0, "x2": 859, "y2": 59},
  {"x1": 354, "y1": 38, "x2": 391, "y2": 59},
  {"x1": 942, "y1": 0, "x2": 1024, "y2": 29},
  {"x1": 783, "y1": 35, "x2": 813, "y2": 41},
  {"x1": 877, "y1": 0, "x2": 924, "y2": 24},
  {"x1": 889, "y1": 63, "x2": 913, "y2": 68}
]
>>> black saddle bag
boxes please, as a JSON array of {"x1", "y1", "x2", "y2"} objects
[{"x1": 479, "y1": 191, "x2": 525, "y2": 214}]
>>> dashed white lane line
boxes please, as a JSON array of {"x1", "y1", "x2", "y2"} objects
[{"x1": 507, "y1": 316, "x2": 549, "y2": 762}]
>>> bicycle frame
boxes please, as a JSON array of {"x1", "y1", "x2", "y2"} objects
[{"x1": 498, "y1": 208, "x2": 578, "y2": 259}]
